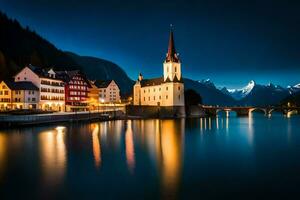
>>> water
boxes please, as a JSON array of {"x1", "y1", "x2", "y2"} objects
[{"x1": 0, "y1": 113, "x2": 300, "y2": 199}]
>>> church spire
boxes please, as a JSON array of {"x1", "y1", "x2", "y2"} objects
[{"x1": 165, "y1": 25, "x2": 179, "y2": 63}]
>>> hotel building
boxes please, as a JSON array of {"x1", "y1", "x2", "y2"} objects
[
  {"x1": 0, "y1": 80, "x2": 39, "y2": 110},
  {"x1": 14, "y1": 65, "x2": 65, "y2": 111},
  {"x1": 95, "y1": 80, "x2": 121, "y2": 103},
  {"x1": 56, "y1": 70, "x2": 91, "y2": 112}
]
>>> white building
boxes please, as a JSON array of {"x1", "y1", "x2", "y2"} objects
[
  {"x1": 0, "y1": 80, "x2": 39, "y2": 110},
  {"x1": 95, "y1": 80, "x2": 121, "y2": 103},
  {"x1": 14, "y1": 65, "x2": 65, "y2": 111},
  {"x1": 133, "y1": 29, "x2": 184, "y2": 107}
]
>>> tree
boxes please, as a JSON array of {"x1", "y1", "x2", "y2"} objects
[{"x1": 184, "y1": 89, "x2": 202, "y2": 106}]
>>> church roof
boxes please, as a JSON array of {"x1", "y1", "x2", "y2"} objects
[
  {"x1": 165, "y1": 28, "x2": 180, "y2": 63},
  {"x1": 140, "y1": 76, "x2": 183, "y2": 87},
  {"x1": 140, "y1": 77, "x2": 164, "y2": 87}
]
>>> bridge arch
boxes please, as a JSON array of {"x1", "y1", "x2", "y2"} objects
[
  {"x1": 249, "y1": 108, "x2": 267, "y2": 115},
  {"x1": 287, "y1": 110, "x2": 298, "y2": 118}
]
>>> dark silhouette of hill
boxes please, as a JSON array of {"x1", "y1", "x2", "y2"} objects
[
  {"x1": 184, "y1": 78, "x2": 237, "y2": 106},
  {"x1": 0, "y1": 11, "x2": 79, "y2": 79},
  {"x1": 66, "y1": 52, "x2": 134, "y2": 94},
  {"x1": 281, "y1": 92, "x2": 300, "y2": 106},
  {"x1": 0, "y1": 11, "x2": 133, "y2": 94}
]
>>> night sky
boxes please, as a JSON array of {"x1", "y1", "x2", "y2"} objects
[{"x1": 1, "y1": 0, "x2": 300, "y2": 88}]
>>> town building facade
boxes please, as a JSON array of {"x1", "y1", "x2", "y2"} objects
[
  {"x1": 95, "y1": 80, "x2": 121, "y2": 103},
  {"x1": 0, "y1": 80, "x2": 39, "y2": 110},
  {"x1": 14, "y1": 65, "x2": 65, "y2": 111},
  {"x1": 133, "y1": 29, "x2": 185, "y2": 108},
  {"x1": 88, "y1": 80, "x2": 100, "y2": 110},
  {"x1": 56, "y1": 70, "x2": 91, "y2": 112}
]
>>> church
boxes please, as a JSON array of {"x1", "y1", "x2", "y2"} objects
[{"x1": 132, "y1": 28, "x2": 185, "y2": 116}]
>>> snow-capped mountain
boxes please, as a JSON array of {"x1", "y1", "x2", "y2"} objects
[
  {"x1": 220, "y1": 80, "x2": 293, "y2": 106},
  {"x1": 287, "y1": 83, "x2": 300, "y2": 94},
  {"x1": 225, "y1": 80, "x2": 256, "y2": 100}
]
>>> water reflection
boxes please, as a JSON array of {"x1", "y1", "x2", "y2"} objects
[
  {"x1": 0, "y1": 133, "x2": 7, "y2": 180},
  {"x1": 38, "y1": 126, "x2": 67, "y2": 187},
  {"x1": 157, "y1": 119, "x2": 184, "y2": 199},
  {"x1": 125, "y1": 120, "x2": 135, "y2": 173},
  {"x1": 91, "y1": 124, "x2": 101, "y2": 169}
]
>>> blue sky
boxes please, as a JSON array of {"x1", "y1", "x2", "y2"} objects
[{"x1": 1, "y1": 0, "x2": 300, "y2": 88}]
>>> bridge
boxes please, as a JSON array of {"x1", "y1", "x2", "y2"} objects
[{"x1": 202, "y1": 105, "x2": 300, "y2": 117}]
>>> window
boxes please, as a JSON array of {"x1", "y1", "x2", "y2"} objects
[
  {"x1": 175, "y1": 67, "x2": 177, "y2": 72},
  {"x1": 148, "y1": 89, "x2": 150, "y2": 92},
  {"x1": 144, "y1": 89, "x2": 146, "y2": 93},
  {"x1": 0, "y1": 91, "x2": 2, "y2": 95},
  {"x1": 166, "y1": 95, "x2": 168, "y2": 99},
  {"x1": 159, "y1": 96, "x2": 161, "y2": 100},
  {"x1": 159, "y1": 88, "x2": 161, "y2": 91},
  {"x1": 178, "y1": 95, "x2": 180, "y2": 100},
  {"x1": 153, "y1": 88, "x2": 155, "y2": 92},
  {"x1": 28, "y1": 97, "x2": 30, "y2": 101},
  {"x1": 32, "y1": 98, "x2": 36, "y2": 101},
  {"x1": 166, "y1": 87, "x2": 168, "y2": 91},
  {"x1": 178, "y1": 86, "x2": 180, "y2": 90},
  {"x1": 167, "y1": 67, "x2": 169, "y2": 72},
  {"x1": 148, "y1": 97, "x2": 150, "y2": 101},
  {"x1": 144, "y1": 97, "x2": 145, "y2": 101},
  {"x1": 153, "y1": 96, "x2": 155, "y2": 100}
]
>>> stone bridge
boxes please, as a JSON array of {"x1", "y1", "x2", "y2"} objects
[{"x1": 202, "y1": 105, "x2": 300, "y2": 117}]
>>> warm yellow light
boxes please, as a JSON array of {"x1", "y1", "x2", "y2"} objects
[{"x1": 55, "y1": 126, "x2": 66, "y2": 132}]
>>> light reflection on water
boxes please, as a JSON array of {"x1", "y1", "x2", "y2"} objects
[{"x1": 0, "y1": 114, "x2": 300, "y2": 199}]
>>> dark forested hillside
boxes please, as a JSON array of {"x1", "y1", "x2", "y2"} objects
[
  {"x1": 0, "y1": 11, "x2": 79, "y2": 79},
  {"x1": 67, "y1": 52, "x2": 134, "y2": 94}
]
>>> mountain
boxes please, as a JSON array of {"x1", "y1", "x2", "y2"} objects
[
  {"x1": 221, "y1": 81, "x2": 291, "y2": 106},
  {"x1": 281, "y1": 91, "x2": 300, "y2": 106},
  {"x1": 66, "y1": 52, "x2": 134, "y2": 94},
  {"x1": 287, "y1": 84, "x2": 300, "y2": 94},
  {"x1": 225, "y1": 80, "x2": 256, "y2": 100},
  {"x1": 239, "y1": 83, "x2": 290, "y2": 106},
  {"x1": 0, "y1": 11, "x2": 79, "y2": 79},
  {"x1": 0, "y1": 11, "x2": 133, "y2": 94},
  {"x1": 184, "y1": 78, "x2": 237, "y2": 106}
]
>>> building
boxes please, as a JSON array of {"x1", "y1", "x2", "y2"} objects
[
  {"x1": 95, "y1": 80, "x2": 121, "y2": 103},
  {"x1": 56, "y1": 70, "x2": 91, "y2": 112},
  {"x1": 88, "y1": 80, "x2": 100, "y2": 110},
  {"x1": 133, "y1": 29, "x2": 185, "y2": 108},
  {"x1": 0, "y1": 80, "x2": 39, "y2": 110},
  {"x1": 14, "y1": 65, "x2": 65, "y2": 111}
]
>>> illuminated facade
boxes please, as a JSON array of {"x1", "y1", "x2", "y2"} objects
[
  {"x1": 0, "y1": 80, "x2": 39, "y2": 110},
  {"x1": 95, "y1": 80, "x2": 121, "y2": 103},
  {"x1": 133, "y1": 29, "x2": 184, "y2": 107},
  {"x1": 14, "y1": 65, "x2": 65, "y2": 111},
  {"x1": 56, "y1": 70, "x2": 90, "y2": 112},
  {"x1": 88, "y1": 81, "x2": 100, "y2": 110}
]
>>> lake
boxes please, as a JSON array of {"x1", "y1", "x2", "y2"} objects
[{"x1": 1, "y1": 113, "x2": 300, "y2": 199}]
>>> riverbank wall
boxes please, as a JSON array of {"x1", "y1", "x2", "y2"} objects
[
  {"x1": 126, "y1": 105, "x2": 186, "y2": 118},
  {"x1": 0, "y1": 110, "x2": 125, "y2": 127}
]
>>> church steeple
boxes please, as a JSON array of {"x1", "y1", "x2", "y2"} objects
[{"x1": 165, "y1": 26, "x2": 179, "y2": 63}]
